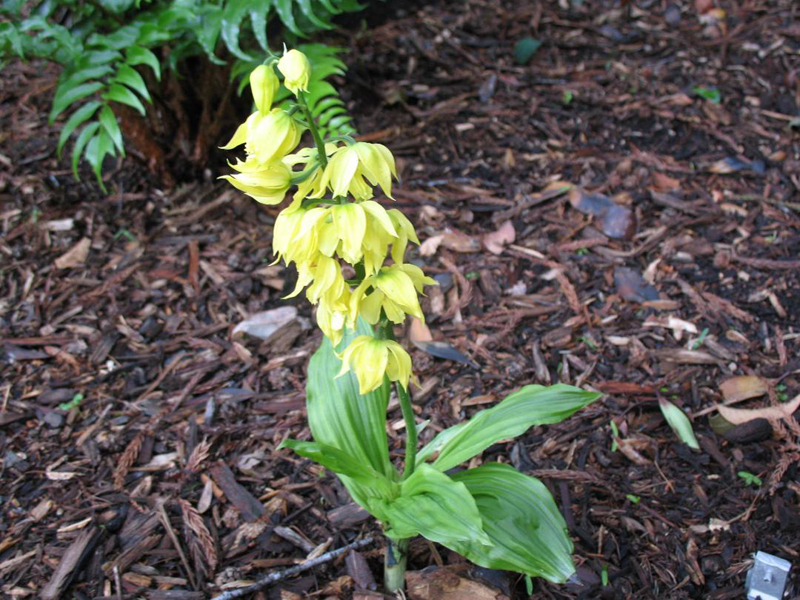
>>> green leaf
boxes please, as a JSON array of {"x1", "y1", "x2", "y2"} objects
[
  {"x1": 249, "y1": 5, "x2": 270, "y2": 51},
  {"x1": 418, "y1": 384, "x2": 601, "y2": 472},
  {"x1": 49, "y1": 81, "x2": 105, "y2": 124},
  {"x1": 280, "y1": 439, "x2": 396, "y2": 498},
  {"x1": 57, "y1": 100, "x2": 101, "y2": 158},
  {"x1": 306, "y1": 319, "x2": 395, "y2": 508},
  {"x1": 98, "y1": 104, "x2": 125, "y2": 156},
  {"x1": 658, "y1": 398, "x2": 700, "y2": 450},
  {"x1": 103, "y1": 83, "x2": 146, "y2": 115},
  {"x1": 297, "y1": 0, "x2": 334, "y2": 29},
  {"x1": 84, "y1": 128, "x2": 115, "y2": 189},
  {"x1": 275, "y1": 0, "x2": 303, "y2": 37},
  {"x1": 514, "y1": 37, "x2": 542, "y2": 65},
  {"x1": 374, "y1": 464, "x2": 491, "y2": 547},
  {"x1": 112, "y1": 63, "x2": 151, "y2": 103},
  {"x1": 450, "y1": 463, "x2": 576, "y2": 583},
  {"x1": 72, "y1": 121, "x2": 101, "y2": 178},
  {"x1": 693, "y1": 86, "x2": 721, "y2": 104},
  {"x1": 126, "y1": 46, "x2": 161, "y2": 81},
  {"x1": 221, "y1": 0, "x2": 255, "y2": 61}
]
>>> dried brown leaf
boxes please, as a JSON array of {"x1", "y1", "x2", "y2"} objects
[
  {"x1": 717, "y1": 394, "x2": 800, "y2": 425},
  {"x1": 54, "y1": 238, "x2": 91, "y2": 269},
  {"x1": 719, "y1": 376, "x2": 768, "y2": 404},
  {"x1": 482, "y1": 221, "x2": 515, "y2": 255}
]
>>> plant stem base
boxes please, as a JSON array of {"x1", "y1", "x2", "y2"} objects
[{"x1": 384, "y1": 537, "x2": 409, "y2": 593}]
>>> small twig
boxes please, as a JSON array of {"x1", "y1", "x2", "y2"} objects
[
  {"x1": 210, "y1": 536, "x2": 374, "y2": 600},
  {"x1": 157, "y1": 502, "x2": 197, "y2": 590}
]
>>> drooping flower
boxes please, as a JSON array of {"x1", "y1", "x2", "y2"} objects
[
  {"x1": 273, "y1": 204, "x2": 318, "y2": 266},
  {"x1": 250, "y1": 64, "x2": 280, "y2": 113},
  {"x1": 316, "y1": 142, "x2": 397, "y2": 200},
  {"x1": 315, "y1": 287, "x2": 350, "y2": 346},
  {"x1": 337, "y1": 335, "x2": 412, "y2": 394},
  {"x1": 349, "y1": 264, "x2": 436, "y2": 326},
  {"x1": 247, "y1": 108, "x2": 303, "y2": 166},
  {"x1": 278, "y1": 49, "x2": 311, "y2": 95},
  {"x1": 220, "y1": 159, "x2": 291, "y2": 205},
  {"x1": 387, "y1": 209, "x2": 420, "y2": 264}
]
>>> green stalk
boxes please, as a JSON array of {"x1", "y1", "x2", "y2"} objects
[
  {"x1": 297, "y1": 92, "x2": 328, "y2": 168},
  {"x1": 397, "y1": 383, "x2": 417, "y2": 479},
  {"x1": 376, "y1": 316, "x2": 416, "y2": 591},
  {"x1": 384, "y1": 537, "x2": 409, "y2": 593}
]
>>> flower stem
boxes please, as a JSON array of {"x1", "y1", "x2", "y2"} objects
[
  {"x1": 397, "y1": 383, "x2": 417, "y2": 479},
  {"x1": 384, "y1": 537, "x2": 409, "y2": 593},
  {"x1": 297, "y1": 93, "x2": 327, "y2": 168},
  {"x1": 376, "y1": 316, "x2": 418, "y2": 479}
]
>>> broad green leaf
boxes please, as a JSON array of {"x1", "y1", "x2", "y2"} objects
[
  {"x1": 83, "y1": 128, "x2": 115, "y2": 189},
  {"x1": 126, "y1": 46, "x2": 161, "y2": 81},
  {"x1": 98, "y1": 104, "x2": 125, "y2": 156},
  {"x1": 373, "y1": 464, "x2": 491, "y2": 548},
  {"x1": 83, "y1": 49, "x2": 123, "y2": 67},
  {"x1": 658, "y1": 398, "x2": 700, "y2": 450},
  {"x1": 103, "y1": 83, "x2": 146, "y2": 115},
  {"x1": 306, "y1": 319, "x2": 394, "y2": 508},
  {"x1": 249, "y1": 5, "x2": 270, "y2": 51},
  {"x1": 0, "y1": 23, "x2": 24, "y2": 57},
  {"x1": 418, "y1": 384, "x2": 601, "y2": 472},
  {"x1": 97, "y1": 0, "x2": 136, "y2": 14},
  {"x1": 297, "y1": 0, "x2": 334, "y2": 29},
  {"x1": 197, "y1": 7, "x2": 225, "y2": 64},
  {"x1": 275, "y1": 0, "x2": 303, "y2": 37},
  {"x1": 221, "y1": 0, "x2": 255, "y2": 61},
  {"x1": 72, "y1": 121, "x2": 101, "y2": 178},
  {"x1": 112, "y1": 63, "x2": 151, "y2": 102},
  {"x1": 280, "y1": 439, "x2": 396, "y2": 498},
  {"x1": 451, "y1": 463, "x2": 576, "y2": 583},
  {"x1": 57, "y1": 100, "x2": 101, "y2": 158},
  {"x1": 59, "y1": 64, "x2": 114, "y2": 91},
  {"x1": 49, "y1": 81, "x2": 105, "y2": 123}
]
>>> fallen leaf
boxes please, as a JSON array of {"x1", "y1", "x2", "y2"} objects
[
  {"x1": 651, "y1": 171, "x2": 681, "y2": 192},
  {"x1": 419, "y1": 235, "x2": 443, "y2": 257},
  {"x1": 408, "y1": 317, "x2": 433, "y2": 343},
  {"x1": 569, "y1": 188, "x2": 635, "y2": 239},
  {"x1": 659, "y1": 398, "x2": 700, "y2": 450},
  {"x1": 614, "y1": 267, "x2": 660, "y2": 303},
  {"x1": 233, "y1": 306, "x2": 297, "y2": 342},
  {"x1": 441, "y1": 228, "x2": 481, "y2": 253},
  {"x1": 483, "y1": 221, "x2": 515, "y2": 255},
  {"x1": 719, "y1": 375, "x2": 768, "y2": 403},
  {"x1": 54, "y1": 237, "x2": 91, "y2": 269},
  {"x1": 717, "y1": 394, "x2": 800, "y2": 425},
  {"x1": 406, "y1": 566, "x2": 510, "y2": 600}
]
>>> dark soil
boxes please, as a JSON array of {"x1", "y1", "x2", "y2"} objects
[{"x1": 1, "y1": 0, "x2": 800, "y2": 599}]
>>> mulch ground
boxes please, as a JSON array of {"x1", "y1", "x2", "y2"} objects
[{"x1": 2, "y1": 0, "x2": 800, "y2": 598}]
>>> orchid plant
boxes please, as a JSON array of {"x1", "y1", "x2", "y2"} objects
[{"x1": 223, "y1": 48, "x2": 601, "y2": 593}]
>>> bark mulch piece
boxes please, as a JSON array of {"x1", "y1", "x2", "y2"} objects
[{"x1": 2, "y1": 0, "x2": 800, "y2": 598}]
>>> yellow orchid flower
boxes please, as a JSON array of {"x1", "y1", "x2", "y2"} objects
[
  {"x1": 337, "y1": 336, "x2": 412, "y2": 394},
  {"x1": 273, "y1": 204, "x2": 318, "y2": 266},
  {"x1": 349, "y1": 264, "x2": 436, "y2": 326},
  {"x1": 387, "y1": 208, "x2": 420, "y2": 264},
  {"x1": 247, "y1": 108, "x2": 303, "y2": 166},
  {"x1": 250, "y1": 64, "x2": 280, "y2": 114},
  {"x1": 220, "y1": 110, "x2": 262, "y2": 151},
  {"x1": 278, "y1": 49, "x2": 311, "y2": 96},
  {"x1": 219, "y1": 160, "x2": 291, "y2": 205},
  {"x1": 315, "y1": 287, "x2": 350, "y2": 346},
  {"x1": 316, "y1": 142, "x2": 397, "y2": 201}
]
